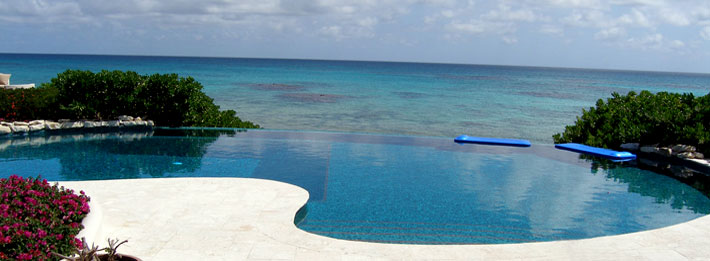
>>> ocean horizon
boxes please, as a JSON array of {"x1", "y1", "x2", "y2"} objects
[
  {"x1": 6, "y1": 52, "x2": 710, "y2": 76},
  {"x1": 2, "y1": 52, "x2": 710, "y2": 143}
]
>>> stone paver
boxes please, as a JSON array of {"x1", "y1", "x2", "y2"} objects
[{"x1": 60, "y1": 178, "x2": 710, "y2": 260}]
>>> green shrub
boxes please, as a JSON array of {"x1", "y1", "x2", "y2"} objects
[
  {"x1": 44, "y1": 70, "x2": 259, "y2": 128},
  {"x1": 553, "y1": 90, "x2": 710, "y2": 154}
]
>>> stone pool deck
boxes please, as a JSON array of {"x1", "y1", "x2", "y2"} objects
[{"x1": 60, "y1": 178, "x2": 710, "y2": 260}]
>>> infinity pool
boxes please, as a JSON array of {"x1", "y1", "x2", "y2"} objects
[{"x1": 1, "y1": 129, "x2": 709, "y2": 244}]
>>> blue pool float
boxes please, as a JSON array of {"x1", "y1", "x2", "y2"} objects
[
  {"x1": 555, "y1": 143, "x2": 636, "y2": 161},
  {"x1": 454, "y1": 135, "x2": 531, "y2": 147}
]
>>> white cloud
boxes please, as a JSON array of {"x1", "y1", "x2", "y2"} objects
[
  {"x1": 625, "y1": 33, "x2": 664, "y2": 49},
  {"x1": 621, "y1": 33, "x2": 688, "y2": 53},
  {"x1": 658, "y1": 8, "x2": 691, "y2": 26},
  {"x1": 417, "y1": 0, "x2": 460, "y2": 7},
  {"x1": 701, "y1": 26, "x2": 710, "y2": 40},
  {"x1": 670, "y1": 39, "x2": 685, "y2": 48},
  {"x1": 562, "y1": 10, "x2": 612, "y2": 27},
  {"x1": 446, "y1": 21, "x2": 490, "y2": 34},
  {"x1": 621, "y1": 8, "x2": 653, "y2": 27},
  {"x1": 540, "y1": 24, "x2": 564, "y2": 36},
  {"x1": 610, "y1": 0, "x2": 664, "y2": 7},
  {"x1": 543, "y1": 0, "x2": 605, "y2": 9},
  {"x1": 319, "y1": 25, "x2": 344, "y2": 40},
  {"x1": 481, "y1": 4, "x2": 539, "y2": 22},
  {"x1": 443, "y1": 3, "x2": 546, "y2": 43},
  {"x1": 359, "y1": 17, "x2": 379, "y2": 28},
  {"x1": 441, "y1": 10, "x2": 456, "y2": 18},
  {"x1": 502, "y1": 35, "x2": 518, "y2": 44},
  {"x1": 1, "y1": 0, "x2": 709, "y2": 56},
  {"x1": 595, "y1": 27, "x2": 627, "y2": 40}
]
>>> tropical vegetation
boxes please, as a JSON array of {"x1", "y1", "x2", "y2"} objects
[
  {"x1": 0, "y1": 70, "x2": 259, "y2": 128},
  {"x1": 553, "y1": 90, "x2": 710, "y2": 155}
]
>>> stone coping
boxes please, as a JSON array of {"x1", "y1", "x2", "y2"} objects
[{"x1": 58, "y1": 178, "x2": 710, "y2": 260}]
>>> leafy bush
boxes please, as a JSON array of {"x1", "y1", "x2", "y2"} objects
[
  {"x1": 0, "y1": 175, "x2": 90, "y2": 260},
  {"x1": 41, "y1": 69, "x2": 259, "y2": 128},
  {"x1": 553, "y1": 91, "x2": 710, "y2": 154},
  {"x1": 0, "y1": 86, "x2": 59, "y2": 122}
]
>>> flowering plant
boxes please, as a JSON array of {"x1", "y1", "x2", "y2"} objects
[
  {"x1": 0, "y1": 87, "x2": 59, "y2": 122},
  {"x1": 0, "y1": 175, "x2": 90, "y2": 260},
  {"x1": 54, "y1": 237, "x2": 130, "y2": 261}
]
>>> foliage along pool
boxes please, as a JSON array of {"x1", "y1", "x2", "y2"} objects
[{"x1": 1, "y1": 128, "x2": 709, "y2": 244}]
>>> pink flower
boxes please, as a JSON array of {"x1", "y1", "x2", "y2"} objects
[
  {"x1": 37, "y1": 229, "x2": 47, "y2": 238},
  {"x1": 17, "y1": 253, "x2": 34, "y2": 260},
  {"x1": 1, "y1": 175, "x2": 92, "y2": 260}
]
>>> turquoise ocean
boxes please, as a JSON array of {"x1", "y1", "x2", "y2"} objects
[{"x1": 2, "y1": 53, "x2": 709, "y2": 143}]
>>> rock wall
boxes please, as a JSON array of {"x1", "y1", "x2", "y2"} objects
[
  {"x1": 0, "y1": 116, "x2": 154, "y2": 136},
  {"x1": 620, "y1": 143, "x2": 710, "y2": 175}
]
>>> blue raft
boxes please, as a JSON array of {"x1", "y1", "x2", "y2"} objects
[
  {"x1": 555, "y1": 143, "x2": 637, "y2": 161},
  {"x1": 454, "y1": 135, "x2": 531, "y2": 147}
]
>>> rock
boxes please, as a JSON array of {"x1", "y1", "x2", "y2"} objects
[
  {"x1": 11, "y1": 125, "x2": 29, "y2": 133},
  {"x1": 134, "y1": 117, "x2": 142, "y2": 121},
  {"x1": 672, "y1": 144, "x2": 696, "y2": 154},
  {"x1": 620, "y1": 143, "x2": 639, "y2": 151},
  {"x1": 640, "y1": 146, "x2": 658, "y2": 153},
  {"x1": 695, "y1": 152, "x2": 705, "y2": 159},
  {"x1": 657, "y1": 147, "x2": 673, "y2": 157},
  {"x1": 13, "y1": 121, "x2": 28, "y2": 127},
  {"x1": 29, "y1": 120, "x2": 45, "y2": 126},
  {"x1": 107, "y1": 120, "x2": 120, "y2": 127},
  {"x1": 122, "y1": 120, "x2": 136, "y2": 127},
  {"x1": 677, "y1": 152, "x2": 695, "y2": 159},
  {"x1": 0, "y1": 122, "x2": 11, "y2": 127},
  {"x1": 134, "y1": 120, "x2": 147, "y2": 126},
  {"x1": 58, "y1": 119, "x2": 71, "y2": 123},
  {"x1": 28, "y1": 124, "x2": 44, "y2": 132},
  {"x1": 0, "y1": 126, "x2": 11, "y2": 135},
  {"x1": 118, "y1": 115, "x2": 133, "y2": 121},
  {"x1": 61, "y1": 121, "x2": 83, "y2": 129},
  {"x1": 147, "y1": 120, "x2": 155, "y2": 127},
  {"x1": 45, "y1": 121, "x2": 61, "y2": 130},
  {"x1": 99, "y1": 121, "x2": 109, "y2": 127},
  {"x1": 83, "y1": 121, "x2": 96, "y2": 128}
]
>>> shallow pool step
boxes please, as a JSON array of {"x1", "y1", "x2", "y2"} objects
[{"x1": 298, "y1": 219, "x2": 578, "y2": 244}]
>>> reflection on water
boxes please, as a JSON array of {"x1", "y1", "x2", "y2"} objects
[
  {"x1": 0, "y1": 129, "x2": 709, "y2": 244},
  {"x1": 0, "y1": 129, "x2": 237, "y2": 180}
]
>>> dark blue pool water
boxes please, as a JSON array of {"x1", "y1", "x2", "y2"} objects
[{"x1": 1, "y1": 129, "x2": 709, "y2": 244}]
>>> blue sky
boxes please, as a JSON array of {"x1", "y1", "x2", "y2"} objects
[{"x1": 2, "y1": 0, "x2": 710, "y2": 73}]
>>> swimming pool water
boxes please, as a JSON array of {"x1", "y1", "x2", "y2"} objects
[{"x1": 1, "y1": 129, "x2": 709, "y2": 244}]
